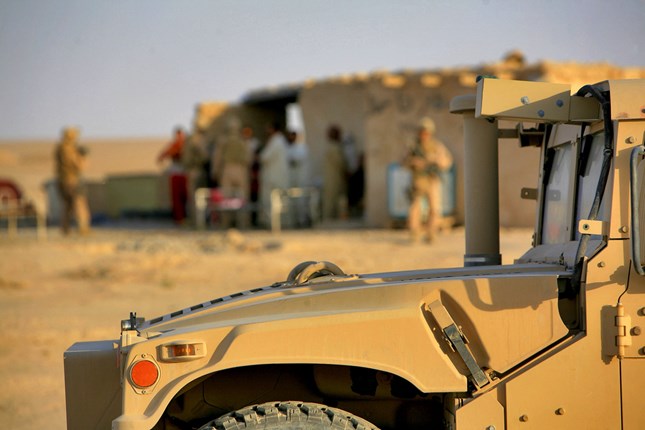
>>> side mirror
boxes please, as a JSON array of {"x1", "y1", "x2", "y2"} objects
[{"x1": 630, "y1": 146, "x2": 645, "y2": 275}]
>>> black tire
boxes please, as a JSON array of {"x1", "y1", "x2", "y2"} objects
[{"x1": 198, "y1": 401, "x2": 380, "y2": 430}]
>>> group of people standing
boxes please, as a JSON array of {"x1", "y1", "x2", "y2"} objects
[
  {"x1": 52, "y1": 115, "x2": 450, "y2": 242},
  {"x1": 157, "y1": 119, "x2": 314, "y2": 229}
]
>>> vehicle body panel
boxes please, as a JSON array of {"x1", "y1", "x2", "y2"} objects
[
  {"x1": 64, "y1": 341, "x2": 122, "y2": 430},
  {"x1": 108, "y1": 266, "x2": 568, "y2": 429}
]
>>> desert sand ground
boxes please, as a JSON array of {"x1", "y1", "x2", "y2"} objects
[{"x1": 0, "y1": 223, "x2": 532, "y2": 429}]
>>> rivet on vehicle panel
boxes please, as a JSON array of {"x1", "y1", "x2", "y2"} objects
[
  {"x1": 632, "y1": 326, "x2": 642, "y2": 336},
  {"x1": 141, "y1": 390, "x2": 147, "y2": 394},
  {"x1": 486, "y1": 426, "x2": 496, "y2": 430},
  {"x1": 555, "y1": 408, "x2": 566, "y2": 415},
  {"x1": 640, "y1": 347, "x2": 645, "y2": 356},
  {"x1": 537, "y1": 110, "x2": 545, "y2": 118},
  {"x1": 619, "y1": 226, "x2": 629, "y2": 233},
  {"x1": 597, "y1": 261, "x2": 606, "y2": 268},
  {"x1": 556, "y1": 99, "x2": 564, "y2": 107},
  {"x1": 520, "y1": 414, "x2": 529, "y2": 422},
  {"x1": 520, "y1": 96, "x2": 530, "y2": 105},
  {"x1": 639, "y1": 307, "x2": 645, "y2": 316},
  {"x1": 626, "y1": 136, "x2": 636, "y2": 144},
  {"x1": 582, "y1": 223, "x2": 590, "y2": 231}
]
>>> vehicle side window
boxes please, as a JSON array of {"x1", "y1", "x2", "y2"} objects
[
  {"x1": 542, "y1": 143, "x2": 573, "y2": 244},
  {"x1": 574, "y1": 132, "x2": 609, "y2": 241},
  {"x1": 638, "y1": 153, "x2": 645, "y2": 267}
]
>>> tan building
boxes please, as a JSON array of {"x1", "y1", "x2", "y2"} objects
[{"x1": 196, "y1": 53, "x2": 645, "y2": 228}]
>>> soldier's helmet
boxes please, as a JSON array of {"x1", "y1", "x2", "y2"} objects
[
  {"x1": 419, "y1": 117, "x2": 435, "y2": 134},
  {"x1": 61, "y1": 127, "x2": 80, "y2": 142}
]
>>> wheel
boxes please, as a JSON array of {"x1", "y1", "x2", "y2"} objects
[{"x1": 198, "y1": 401, "x2": 380, "y2": 430}]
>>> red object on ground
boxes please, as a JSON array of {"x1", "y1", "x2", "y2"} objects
[
  {"x1": 169, "y1": 173, "x2": 188, "y2": 223},
  {"x1": 0, "y1": 179, "x2": 22, "y2": 205}
]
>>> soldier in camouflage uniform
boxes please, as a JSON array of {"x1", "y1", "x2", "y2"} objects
[
  {"x1": 182, "y1": 129, "x2": 210, "y2": 223},
  {"x1": 404, "y1": 118, "x2": 453, "y2": 243},
  {"x1": 212, "y1": 116, "x2": 252, "y2": 228},
  {"x1": 54, "y1": 126, "x2": 91, "y2": 235}
]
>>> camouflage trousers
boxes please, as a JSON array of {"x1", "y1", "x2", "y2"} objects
[
  {"x1": 408, "y1": 175, "x2": 441, "y2": 243},
  {"x1": 58, "y1": 180, "x2": 90, "y2": 235}
]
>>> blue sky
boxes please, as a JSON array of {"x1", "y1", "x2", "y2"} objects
[{"x1": 1, "y1": 0, "x2": 643, "y2": 139}]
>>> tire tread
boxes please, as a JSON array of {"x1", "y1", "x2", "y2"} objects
[{"x1": 200, "y1": 401, "x2": 379, "y2": 430}]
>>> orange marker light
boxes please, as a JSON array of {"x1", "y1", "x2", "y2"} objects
[
  {"x1": 170, "y1": 344, "x2": 196, "y2": 357},
  {"x1": 158, "y1": 341, "x2": 206, "y2": 362},
  {"x1": 130, "y1": 360, "x2": 159, "y2": 388}
]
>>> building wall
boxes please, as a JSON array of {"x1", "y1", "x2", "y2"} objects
[{"x1": 299, "y1": 77, "x2": 370, "y2": 188}]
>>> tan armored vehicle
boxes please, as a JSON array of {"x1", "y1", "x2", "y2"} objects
[{"x1": 65, "y1": 78, "x2": 645, "y2": 429}]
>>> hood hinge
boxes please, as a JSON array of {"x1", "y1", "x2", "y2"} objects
[{"x1": 616, "y1": 302, "x2": 632, "y2": 359}]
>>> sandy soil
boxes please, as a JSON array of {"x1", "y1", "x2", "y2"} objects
[{"x1": 0, "y1": 224, "x2": 532, "y2": 429}]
